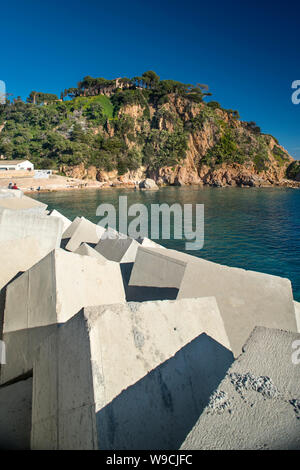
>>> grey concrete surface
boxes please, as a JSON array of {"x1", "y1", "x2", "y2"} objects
[
  {"x1": 0, "y1": 377, "x2": 32, "y2": 450},
  {"x1": 0, "y1": 209, "x2": 63, "y2": 257},
  {"x1": 62, "y1": 216, "x2": 81, "y2": 239},
  {"x1": 1, "y1": 249, "x2": 125, "y2": 384},
  {"x1": 0, "y1": 237, "x2": 42, "y2": 290},
  {"x1": 129, "y1": 247, "x2": 297, "y2": 356},
  {"x1": 31, "y1": 297, "x2": 233, "y2": 449},
  {"x1": 65, "y1": 217, "x2": 105, "y2": 252},
  {"x1": 95, "y1": 231, "x2": 140, "y2": 262},
  {"x1": 294, "y1": 301, "x2": 300, "y2": 332},
  {"x1": 75, "y1": 243, "x2": 108, "y2": 263},
  {"x1": 0, "y1": 195, "x2": 47, "y2": 212},
  {"x1": 50, "y1": 209, "x2": 71, "y2": 233},
  {"x1": 180, "y1": 327, "x2": 300, "y2": 450}
]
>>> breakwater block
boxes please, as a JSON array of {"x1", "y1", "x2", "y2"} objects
[
  {"x1": 64, "y1": 217, "x2": 105, "y2": 252},
  {"x1": 180, "y1": 326, "x2": 300, "y2": 450},
  {"x1": 75, "y1": 242, "x2": 108, "y2": 263},
  {"x1": 0, "y1": 377, "x2": 32, "y2": 450},
  {"x1": 294, "y1": 301, "x2": 300, "y2": 332},
  {"x1": 95, "y1": 231, "x2": 164, "y2": 263},
  {"x1": 31, "y1": 297, "x2": 233, "y2": 449},
  {"x1": 0, "y1": 249, "x2": 125, "y2": 385},
  {"x1": 50, "y1": 209, "x2": 71, "y2": 233},
  {"x1": 129, "y1": 247, "x2": 297, "y2": 356},
  {"x1": 0, "y1": 237, "x2": 42, "y2": 290},
  {"x1": 0, "y1": 195, "x2": 47, "y2": 213},
  {"x1": 62, "y1": 216, "x2": 81, "y2": 239},
  {"x1": 0, "y1": 209, "x2": 63, "y2": 258}
]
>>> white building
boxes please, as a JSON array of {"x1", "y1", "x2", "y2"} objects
[{"x1": 0, "y1": 160, "x2": 34, "y2": 171}]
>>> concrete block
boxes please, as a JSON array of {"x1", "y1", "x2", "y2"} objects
[
  {"x1": 1, "y1": 249, "x2": 125, "y2": 384},
  {"x1": 181, "y1": 327, "x2": 300, "y2": 450},
  {"x1": 31, "y1": 297, "x2": 233, "y2": 449},
  {"x1": 75, "y1": 243, "x2": 108, "y2": 264},
  {"x1": 129, "y1": 247, "x2": 297, "y2": 356},
  {"x1": 0, "y1": 188, "x2": 23, "y2": 199},
  {"x1": 95, "y1": 231, "x2": 141, "y2": 263},
  {"x1": 0, "y1": 209, "x2": 63, "y2": 257},
  {"x1": 62, "y1": 216, "x2": 81, "y2": 239},
  {"x1": 95, "y1": 230, "x2": 165, "y2": 264},
  {"x1": 0, "y1": 237, "x2": 42, "y2": 290},
  {"x1": 65, "y1": 217, "x2": 105, "y2": 252},
  {"x1": 50, "y1": 209, "x2": 71, "y2": 233},
  {"x1": 294, "y1": 301, "x2": 300, "y2": 332},
  {"x1": 0, "y1": 195, "x2": 47, "y2": 212},
  {"x1": 0, "y1": 378, "x2": 32, "y2": 450}
]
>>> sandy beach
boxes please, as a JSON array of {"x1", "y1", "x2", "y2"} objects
[{"x1": 0, "y1": 174, "x2": 106, "y2": 194}]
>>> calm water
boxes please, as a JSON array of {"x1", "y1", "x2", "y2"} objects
[{"x1": 31, "y1": 186, "x2": 300, "y2": 301}]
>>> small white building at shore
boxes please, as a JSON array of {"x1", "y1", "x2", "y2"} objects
[{"x1": 0, "y1": 160, "x2": 34, "y2": 171}]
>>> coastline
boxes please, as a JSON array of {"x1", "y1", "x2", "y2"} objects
[{"x1": 0, "y1": 173, "x2": 299, "y2": 195}]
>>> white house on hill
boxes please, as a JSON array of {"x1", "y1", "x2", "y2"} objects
[{"x1": 0, "y1": 160, "x2": 34, "y2": 171}]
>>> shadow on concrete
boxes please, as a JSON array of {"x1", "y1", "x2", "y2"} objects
[
  {"x1": 96, "y1": 333, "x2": 234, "y2": 450},
  {"x1": 121, "y1": 263, "x2": 179, "y2": 302}
]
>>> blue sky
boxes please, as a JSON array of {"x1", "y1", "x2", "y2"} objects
[{"x1": 1, "y1": 0, "x2": 299, "y2": 158}]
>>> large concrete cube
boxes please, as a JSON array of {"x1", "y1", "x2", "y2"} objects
[
  {"x1": 94, "y1": 231, "x2": 164, "y2": 263},
  {"x1": 0, "y1": 377, "x2": 32, "y2": 450},
  {"x1": 0, "y1": 195, "x2": 47, "y2": 213},
  {"x1": 0, "y1": 209, "x2": 63, "y2": 257},
  {"x1": 294, "y1": 301, "x2": 300, "y2": 332},
  {"x1": 181, "y1": 327, "x2": 300, "y2": 450},
  {"x1": 50, "y1": 209, "x2": 71, "y2": 233},
  {"x1": 31, "y1": 297, "x2": 233, "y2": 450},
  {"x1": 129, "y1": 247, "x2": 297, "y2": 356},
  {"x1": 0, "y1": 237, "x2": 42, "y2": 290},
  {"x1": 1, "y1": 249, "x2": 125, "y2": 384},
  {"x1": 64, "y1": 217, "x2": 105, "y2": 252}
]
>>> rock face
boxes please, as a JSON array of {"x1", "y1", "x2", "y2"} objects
[
  {"x1": 59, "y1": 96, "x2": 298, "y2": 188},
  {"x1": 180, "y1": 327, "x2": 300, "y2": 450}
]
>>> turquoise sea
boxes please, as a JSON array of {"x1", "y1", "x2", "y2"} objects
[{"x1": 31, "y1": 186, "x2": 300, "y2": 302}]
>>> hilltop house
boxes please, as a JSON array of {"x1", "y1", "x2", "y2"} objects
[{"x1": 0, "y1": 160, "x2": 34, "y2": 171}]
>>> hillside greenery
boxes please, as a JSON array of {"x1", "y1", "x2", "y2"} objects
[{"x1": 0, "y1": 71, "x2": 292, "y2": 176}]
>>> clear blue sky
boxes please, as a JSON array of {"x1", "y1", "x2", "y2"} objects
[{"x1": 1, "y1": 0, "x2": 299, "y2": 158}]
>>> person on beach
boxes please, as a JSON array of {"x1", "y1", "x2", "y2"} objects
[
  {"x1": 12, "y1": 183, "x2": 18, "y2": 190},
  {"x1": 8, "y1": 182, "x2": 13, "y2": 189}
]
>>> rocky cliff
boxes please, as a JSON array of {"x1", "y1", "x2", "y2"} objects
[{"x1": 1, "y1": 75, "x2": 298, "y2": 188}]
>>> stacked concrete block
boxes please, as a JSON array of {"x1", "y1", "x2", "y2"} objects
[
  {"x1": 94, "y1": 230, "x2": 164, "y2": 263},
  {"x1": 50, "y1": 209, "x2": 72, "y2": 233},
  {"x1": 62, "y1": 216, "x2": 105, "y2": 252},
  {"x1": 0, "y1": 188, "x2": 23, "y2": 199},
  {"x1": 0, "y1": 209, "x2": 63, "y2": 258},
  {"x1": 294, "y1": 301, "x2": 300, "y2": 332},
  {"x1": 62, "y1": 216, "x2": 81, "y2": 239},
  {"x1": 75, "y1": 242, "x2": 108, "y2": 263},
  {"x1": 31, "y1": 297, "x2": 233, "y2": 450},
  {"x1": 129, "y1": 247, "x2": 297, "y2": 356},
  {"x1": 1, "y1": 249, "x2": 125, "y2": 385},
  {"x1": 0, "y1": 377, "x2": 32, "y2": 450},
  {"x1": 0, "y1": 194, "x2": 47, "y2": 213},
  {"x1": 0, "y1": 237, "x2": 42, "y2": 290},
  {"x1": 180, "y1": 327, "x2": 300, "y2": 450}
]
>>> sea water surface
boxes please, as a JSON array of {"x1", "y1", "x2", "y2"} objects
[{"x1": 31, "y1": 186, "x2": 300, "y2": 301}]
